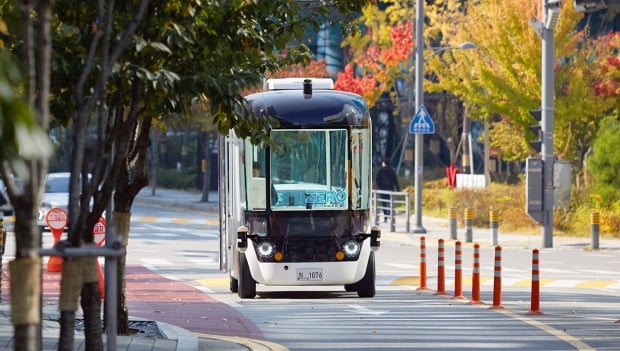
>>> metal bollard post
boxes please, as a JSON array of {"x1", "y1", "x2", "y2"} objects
[
  {"x1": 390, "y1": 195, "x2": 395, "y2": 233},
  {"x1": 591, "y1": 212, "x2": 600, "y2": 250},
  {"x1": 373, "y1": 191, "x2": 380, "y2": 226},
  {"x1": 489, "y1": 209, "x2": 499, "y2": 246},
  {"x1": 449, "y1": 206, "x2": 457, "y2": 240},
  {"x1": 464, "y1": 208, "x2": 473, "y2": 243}
]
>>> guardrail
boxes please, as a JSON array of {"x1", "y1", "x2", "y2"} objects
[{"x1": 371, "y1": 189, "x2": 410, "y2": 232}]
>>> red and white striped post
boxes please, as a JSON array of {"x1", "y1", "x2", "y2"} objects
[
  {"x1": 527, "y1": 248, "x2": 543, "y2": 315},
  {"x1": 435, "y1": 239, "x2": 448, "y2": 295},
  {"x1": 453, "y1": 241, "x2": 466, "y2": 299},
  {"x1": 468, "y1": 243, "x2": 483, "y2": 304},
  {"x1": 417, "y1": 236, "x2": 429, "y2": 290},
  {"x1": 488, "y1": 246, "x2": 504, "y2": 309}
]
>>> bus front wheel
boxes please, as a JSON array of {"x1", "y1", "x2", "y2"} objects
[
  {"x1": 357, "y1": 251, "x2": 376, "y2": 298},
  {"x1": 238, "y1": 253, "x2": 256, "y2": 298}
]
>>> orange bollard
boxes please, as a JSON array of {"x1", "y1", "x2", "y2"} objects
[
  {"x1": 47, "y1": 228, "x2": 64, "y2": 272},
  {"x1": 453, "y1": 241, "x2": 466, "y2": 299},
  {"x1": 488, "y1": 246, "x2": 504, "y2": 309},
  {"x1": 435, "y1": 239, "x2": 448, "y2": 295},
  {"x1": 96, "y1": 262, "x2": 104, "y2": 299},
  {"x1": 468, "y1": 243, "x2": 483, "y2": 304},
  {"x1": 417, "y1": 236, "x2": 429, "y2": 290},
  {"x1": 94, "y1": 217, "x2": 106, "y2": 299},
  {"x1": 45, "y1": 208, "x2": 68, "y2": 273},
  {"x1": 527, "y1": 249, "x2": 543, "y2": 315}
]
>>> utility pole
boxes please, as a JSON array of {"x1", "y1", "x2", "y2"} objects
[
  {"x1": 413, "y1": 0, "x2": 426, "y2": 233},
  {"x1": 540, "y1": 0, "x2": 556, "y2": 248},
  {"x1": 527, "y1": 0, "x2": 560, "y2": 248}
]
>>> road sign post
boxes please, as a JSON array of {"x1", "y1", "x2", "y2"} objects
[
  {"x1": 45, "y1": 208, "x2": 68, "y2": 272},
  {"x1": 409, "y1": 105, "x2": 435, "y2": 234}
]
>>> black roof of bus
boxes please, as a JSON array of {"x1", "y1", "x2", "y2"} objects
[{"x1": 245, "y1": 90, "x2": 370, "y2": 128}]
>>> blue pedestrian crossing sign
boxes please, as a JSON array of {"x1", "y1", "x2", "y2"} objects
[{"x1": 409, "y1": 105, "x2": 435, "y2": 134}]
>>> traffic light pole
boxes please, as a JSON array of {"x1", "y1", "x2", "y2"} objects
[{"x1": 541, "y1": 0, "x2": 555, "y2": 248}]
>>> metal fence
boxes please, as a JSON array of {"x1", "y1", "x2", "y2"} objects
[{"x1": 371, "y1": 190, "x2": 410, "y2": 232}]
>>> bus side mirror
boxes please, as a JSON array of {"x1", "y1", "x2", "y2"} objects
[
  {"x1": 237, "y1": 226, "x2": 249, "y2": 252},
  {"x1": 371, "y1": 227, "x2": 381, "y2": 249}
]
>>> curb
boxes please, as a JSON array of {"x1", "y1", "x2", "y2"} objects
[
  {"x1": 194, "y1": 333, "x2": 289, "y2": 351},
  {"x1": 157, "y1": 321, "x2": 199, "y2": 351}
]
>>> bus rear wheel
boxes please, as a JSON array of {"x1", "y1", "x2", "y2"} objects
[
  {"x1": 238, "y1": 253, "x2": 256, "y2": 298},
  {"x1": 357, "y1": 251, "x2": 376, "y2": 298},
  {"x1": 229, "y1": 276, "x2": 238, "y2": 293}
]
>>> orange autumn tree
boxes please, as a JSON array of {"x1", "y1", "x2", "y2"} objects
[
  {"x1": 335, "y1": 5, "x2": 414, "y2": 109},
  {"x1": 592, "y1": 32, "x2": 620, "y2": 113}
]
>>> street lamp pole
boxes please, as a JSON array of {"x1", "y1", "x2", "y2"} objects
[
  {"x1": 413, "y1": 0, "x2": 426, "y2": 233},
  {"x1": 411, "y1": 0, "x2": 475, "y2": 233}
]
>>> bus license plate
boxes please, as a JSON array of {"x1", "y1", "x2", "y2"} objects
[{"x1": 296, "y1": 268, "x2": 323, "y2": 281}]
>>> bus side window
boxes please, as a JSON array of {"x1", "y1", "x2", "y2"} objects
[
  {"x1": 249, "y1": 177, "x2": 266, "y2": 209},
  {"x1": 249, "y1": 161, "x2": 266, "y2": 209}
]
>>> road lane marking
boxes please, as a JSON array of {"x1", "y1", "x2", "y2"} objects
[
  {"x1": 137, "y1": 216, "x2": 159, "y2": 222},
  {"x1": 141, "y1": 258, "x2": 173, "y2": 265},
  {"x1": 494, "y1": 309, "x2": 596, "y2": 351},
  {"x1": 196, "y1": 278, "x2": 229, "y2": 287},
  {"x1": 575, "y1": 280, "x2": 617, "y2": 289},
  {"x1": 172, "y1": 218, "x2": 191, "y2": 224},
  {"x1": 348, "y1": 304, "x2": 389, "y2": 315}
]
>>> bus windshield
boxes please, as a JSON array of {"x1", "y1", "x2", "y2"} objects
[{"x1": 270, "y1": 129, "x2": 348, "y2": 210}]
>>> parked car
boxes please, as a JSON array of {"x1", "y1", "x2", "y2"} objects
[
  {"x1": 38, "y1": 172, "x2": 72, "y2": 232},
  {"x1": 37, "y1": 172, "x2": 100, "y2": 233}
]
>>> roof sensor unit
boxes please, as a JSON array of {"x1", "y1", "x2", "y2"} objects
[
  {"x1": 265, "y1": 78, "x2": 334, "y2": 91},
  {"x1": 303, "y1": 79, "x2": 312, "y2": 96}
]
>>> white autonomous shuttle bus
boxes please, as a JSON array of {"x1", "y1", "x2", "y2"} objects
[{"x1": 219, "y1": 78, "x2": 380, "y2": 298}]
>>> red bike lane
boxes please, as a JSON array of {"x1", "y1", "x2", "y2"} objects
[
  {"x1": 1, "y1": 263, "x2": 263, "y2": 340},
  {"x1": 124, "y1": 265, "x2": 263, "y2": 338}
]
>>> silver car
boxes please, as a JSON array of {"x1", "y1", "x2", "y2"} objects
[{"x1": 38, "y1": 172, "x2": 72, "y2": 232}]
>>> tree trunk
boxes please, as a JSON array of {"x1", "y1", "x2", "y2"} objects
[
  {"x1": 81, "y1": 255, "x2": 103, "y2": 350},
  {"x1": 113, "y1": 211, "x2": 131, "y2": 334},
  {"x1": 81, "y1": 283, "x2": 103, "y2": 350},
  {"x1": 10, "y1": 257, "x2": 41, "y2": 351},
  {"x1": 58, "y1": 258, "x2": 83, "y2": 350},
  {"x1": 150, "y1": 129, "x2": 160, "y2": 197}
]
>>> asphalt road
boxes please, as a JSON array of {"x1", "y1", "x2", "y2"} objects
[{"x1": 3, "y1": 201, "x2": 619, "y2": 350}]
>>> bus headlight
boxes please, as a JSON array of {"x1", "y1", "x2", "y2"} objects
[
  {"x1": 256, "y1": 241, "x2": 275, "y2": 259},
  {"x1": 342, "y1": 240, "x2": 361, "y2": 258}
]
